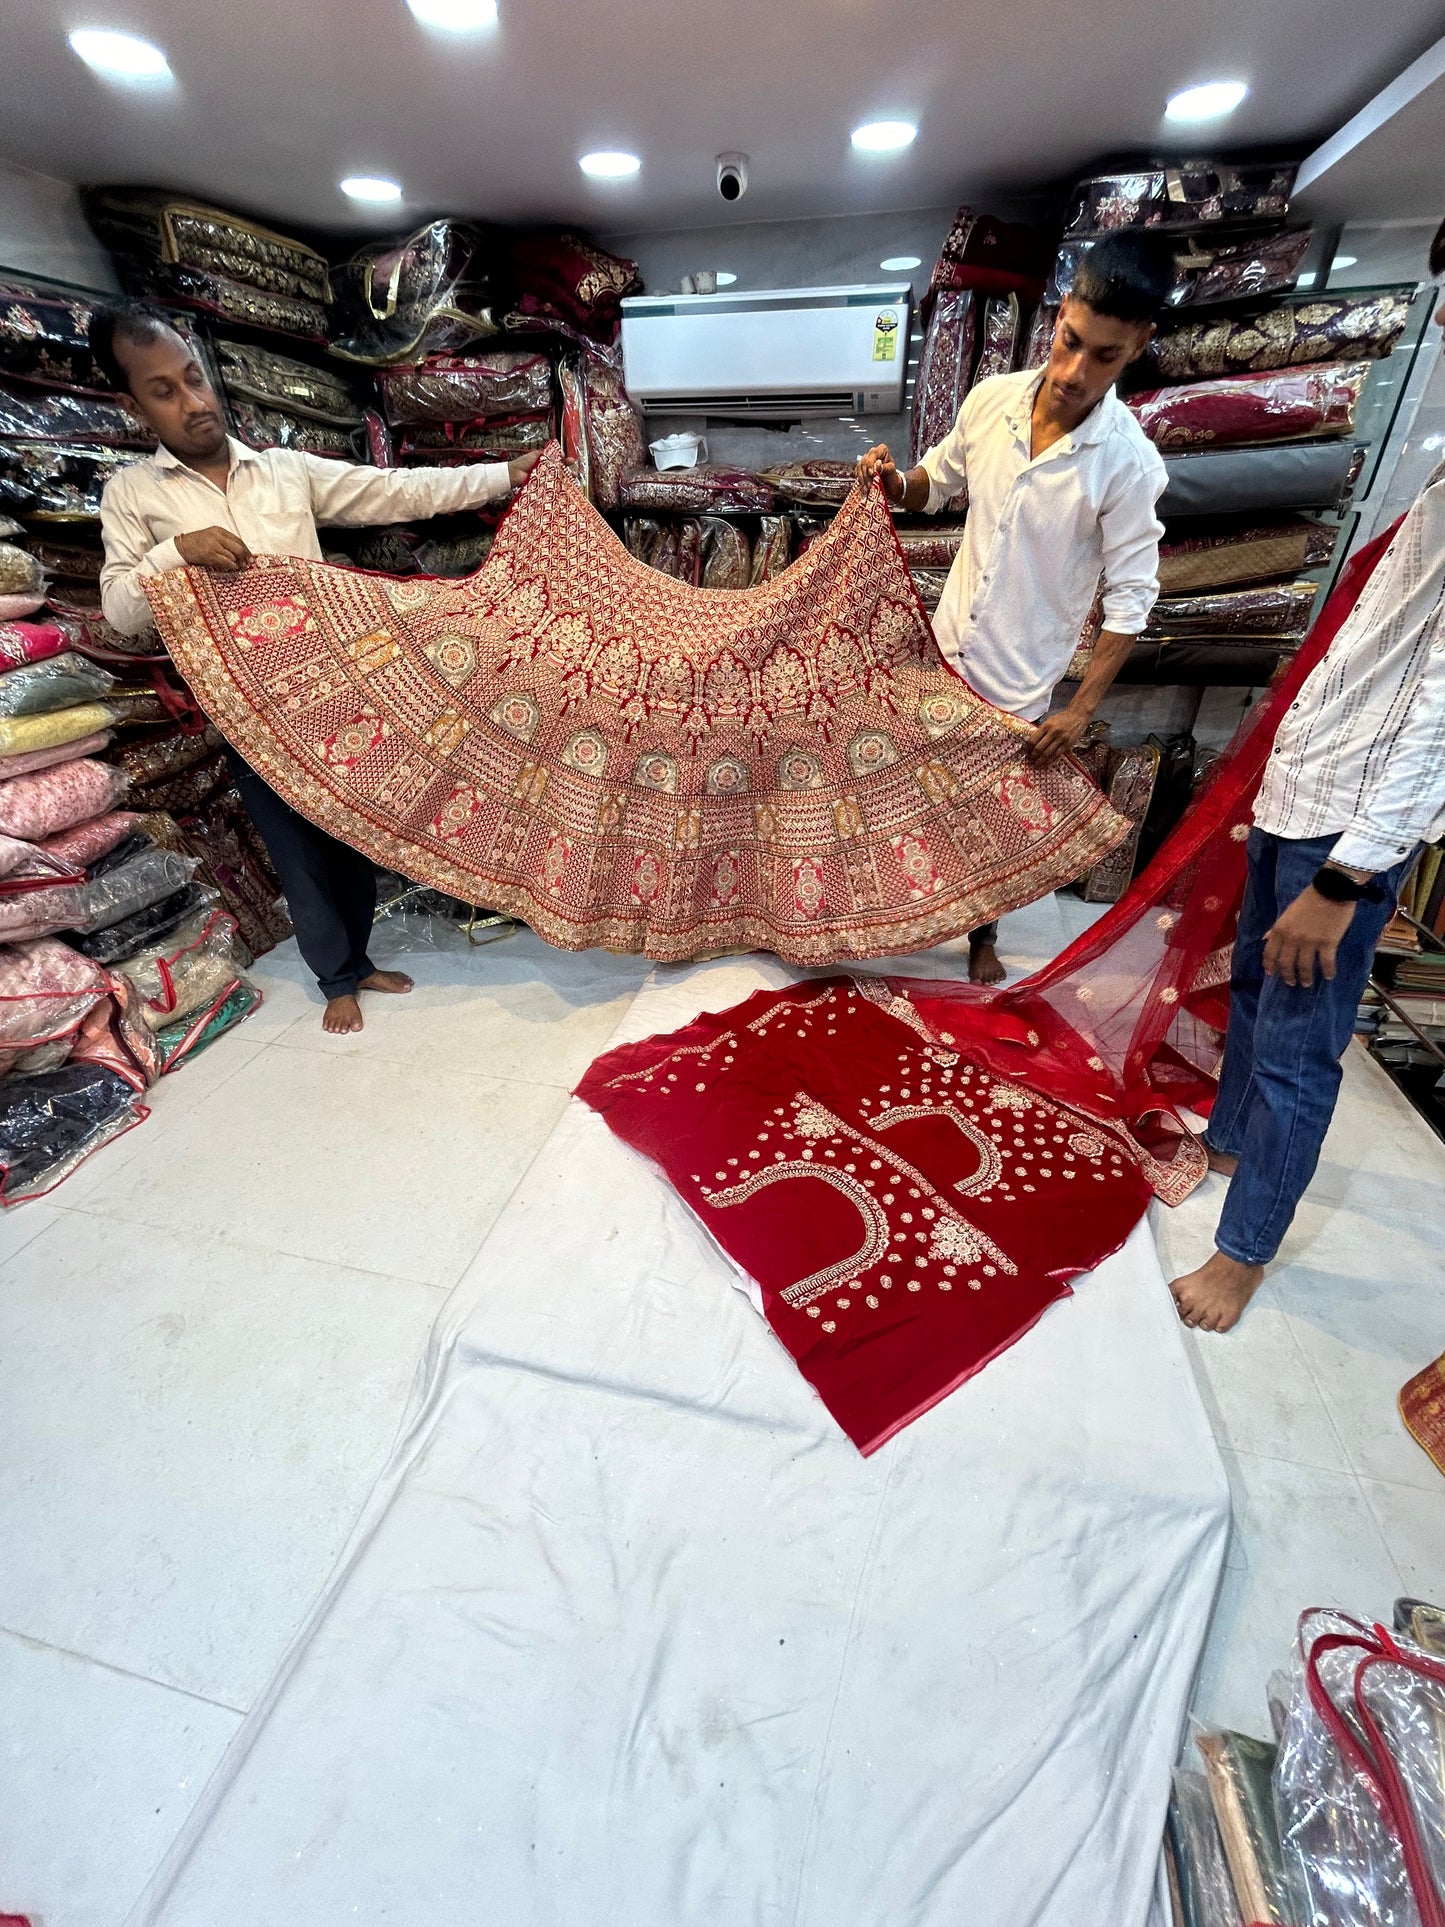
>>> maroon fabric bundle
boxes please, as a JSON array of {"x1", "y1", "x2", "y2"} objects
[
  {"x1": 378, "y1": 351, "x2": 554, "y2": 425},
  {"x1": 623, "y1": 517, "x2": 702, "y2": 584},
  {"x1": 758, "y1": 461, "x2": 857, "y2": 507},
  {"x1": 895, "y1": 524, "x2": 967, "y2": 568},
  {"x1": 1022, "y1": 304, "x2": 1057, "y2": 370},
  {"x1": 618, "y1": 465, "x2": 775, "y2": 515},
  {"x1": 504, "y1": 232, "x2": 642, "y2": 344},
  {"x1": 397, "y1": 415, "x2": 551, "y2": 463},
  {"x1": 698, "y1": 516, "x2": 752, "y2": 589},
  {"x1": 971, "y1": 294, "x2": 1023, "y2": 388},
  {"x1": 929, "y1": 206, "x2": 1053, "y2": 301},
  {"x1": 910, "y1": 290, "x2": 976, "y2": 468},
  {"x1": 1145, "y1": 580, "x2": 1319, "y2": 640},
  {"x1": 1129, "y1": 362, "x2": 1368, "y2": 452},
  {"x1": 748, "y1": 516, "x2": 791, "y2": 585},
  {"x1": 1048, "y1": 229, "x2": 1311, "y2": 311},
  {"x1": 578, "y1": 348, "x2": 644, "y2": 511},
  {"x1": 1062, "y1": 161, "x2": 1296, "y2": 240}
]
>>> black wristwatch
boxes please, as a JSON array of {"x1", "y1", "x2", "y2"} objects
[{"x1": 1311, "y1": 864, "x2": 1384, "y2": 904}]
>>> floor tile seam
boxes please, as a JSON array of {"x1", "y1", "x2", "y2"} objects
[
  {"x1": 0, "y1": 1619, "x2": 249, "y2": 1716},
  {"x1": 1224, "y1": 1446, "x2": 1412, "y2": 1591},
  {"x1": 264, "y1": 1029, "x2": 582, "y2": 1091},
  {"x1": 46, "y1": 1200, "x2": 454, "y2": 1296}
]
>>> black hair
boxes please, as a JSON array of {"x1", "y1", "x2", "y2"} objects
[
  {"x1": 1431, "y1": 216, "x2": 1445, "y2": 280},
  {"x1": 87, "y1": 299, "x2": 178, "y2": 393},
  {"x1": 1071, "y1": 232, "x2": 1175, "y2": 325}
]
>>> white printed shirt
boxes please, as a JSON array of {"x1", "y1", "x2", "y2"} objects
[
  {"x1": 918, "y1": 368, "x2": 1168, "y2": 719},
  {"x1": 1254, "y1": 467, "x2": 1445, "y2": 873},
  {"x1": 99, "y1": 438, "x2": 512, "y2": 636}
]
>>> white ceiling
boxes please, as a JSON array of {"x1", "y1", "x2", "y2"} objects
[{"x1": 0, "y1": 0, "x2": 1441, "y2": 237}]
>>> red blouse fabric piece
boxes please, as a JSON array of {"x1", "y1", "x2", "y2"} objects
[{"x1": 579, "y1": 976, "x2": 1153, "y2": 1454}]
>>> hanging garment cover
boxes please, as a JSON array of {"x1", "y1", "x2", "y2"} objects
[
  {"x1": 329, "y1": 220, "x2": 497, "y2": 365},
  {"x1": 143, "y1": 445, "x2": 1128, "y2": 965}
]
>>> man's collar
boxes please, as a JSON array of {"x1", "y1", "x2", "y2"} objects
[
  {"x1": 152, "y1": 435, "x2": 258, "y2": 474},
  {"x1": 1008, "y1": 371, "x2": 1121, "y2": 452}
]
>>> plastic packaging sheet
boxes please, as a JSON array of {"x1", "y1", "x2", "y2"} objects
[
  {"x1": 0, "y1": 756, "x2": 127, "y2": 840},
  {"x1": 618, "y1": 463, "x2": 775, "y2": 514},
  {"x1": 910, "y1": 288, "x2": 976, "y2": 466},
  {"x1": 1356, "y1": 1651, "x2": 1445, "y2": 1903},
  {"x1": 1049, "y1": 229, "x2": 1311, "y2": 311},
  {"x1": 124, "y1": 958, "x2": 1229, "y2": 1927},
  {"x1": 378, "y1": 351, "x2": 554, "y2": 424},
  {"x1": 330, "y1": 219, "x2": 497, "y2": 365},
  {"x1": 0, "y1": 1059, "x2": 144, "y2": 1203},
  {"x1": 1130, "y1": 363, "x2": 1368, "y2": 453},
  {"x1": 0, "y1": 381, "x2": 156, "y2": 448},
  {"x1": 1166, "y1": 1769, "x2": 1243, "y2": 1927},
  {"x1": 0, "y1": 650, "x2": 114, "y2": 717},
  {"x1": 1062, "y1": 161, "x2": 1296, "y2": 239}
]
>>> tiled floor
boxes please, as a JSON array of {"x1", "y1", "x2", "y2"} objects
[{"x1": 2, "y1": 896, "x2": 1442, "y2": 1925}]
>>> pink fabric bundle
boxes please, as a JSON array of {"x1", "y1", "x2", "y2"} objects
[
  {"x1": 38, "y1": 809, "x2": 142, "y2": 869},
  {"x1": 0, "y1": 830, "x2": 81, "y2": 886},
  {"x1": 0, "y1": 758, "x2": 127, "y2": 841},
  {"x1": 0, "y1": 729, "x2": 113, "y2": 784},
  {"x1": 0, "y1": 935, "x2": 108, "y2": 1053},
  {"x1": 0, "y1": 620, "x2": 68, "y2": 670}
]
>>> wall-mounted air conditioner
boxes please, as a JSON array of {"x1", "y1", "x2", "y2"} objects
[{"x1": 620, "y1": 283, "x2": 912, "y2": 420}]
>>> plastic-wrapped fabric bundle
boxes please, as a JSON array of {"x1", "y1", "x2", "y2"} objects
[
  {"x1": 748, "y1": 515, "x2": 791, "y2": 585},
  {"x1": 757, "y1": 461, "x2": 857, "y2": 508},
  {"x1": 1158, "y1": 519, "x2": 1338, "y2": 594},
  {"x1": 0, "y1": 729, "x2": 112, "y2": 784},
  {"x1": 111, "y1": 724, "x2": 225, "y2": 789},
  {"x1": 214, "y1": 341, "x2": 360, "y2": 427},
  {"x1": 0, "y1": 830, "x2": 80, "y2": 885},
  {"x1": 0, "y1": 936, "x2": 109, "y2": 1056},
  {"x1": 48, "y1": 606, "x2": 166, "y2": 664},
  {"x1": 1129, "y1": 362, "x2": 1368, "y2": 452},
  {"x1": 1165, "y1": 1769, "x2": 1244, "y2": 1927},
  {"x1": 229, "y1": 399, "x2": 357, "y2": 461},
  {"x1": 83, "y1": 188, "x2": 330, "y2": 305},
  {"x1": 577, "y1": 347, "x2": 644, "y2": 510},
  {"x1": 24, "y1": 538, "x2": 103, "y2": 585},
  {"x1": 112, "y1": 256, "x2": 328, "y2": 342},
  {"x1": 412, "y1": 527, "x2": 493, "y2": 576},
  {"x1": 0, "y1": 1060, "x2": 145, "y2": 1203},
  {"x1": 0, "y1": 380, "x2": 155, "y2": 448},
  {"x1": 1146, "y1": 579, "x2": 1319, "y2": 641},
  {"x1": 1048, "y1": 229, "x2": 1311, "y2": 311},
  {"x1": 129, "y1": 752, "x2": 229, "y2": 817},
  {"x1": 1148, "y1": 292, "x2": 1411, "y2": 384},
  {"x1": 698, "y1": 516, "x2": 752, "y2": 589},
  {"x1": 0, "y1": 701, "x2": 119, "y2": 759},
  {"x1": 0, "y1": 875, "x2": 87, "y2": 942},
  {"x1": 107, "y1": 687, "x2": 173, "y2": 728},
  {"x1": 330, "y1": 220, "x2": 497, "y2": 365},
  {"x1": 557, "y1": 355, "x2": 589, "y2": 496},
  {"x1": 0, "y1": 651, "x2": 114, "y2": 717},
  {"x1": 67, "y1": 877, "x2": 211, "y2": 965},
  {"x1": 0, "y1": 756, "x2": 126, "y2": 840},
  {"x1": 1355, "y1": 1645, "x2": 1445, "y2": 1904},
  {"x1": 0, "y1": 542, "x2": 44, "y2": 598},
  {"x1": 396, "y1": 414, "x2": 549, "y2": 463},
  {"x1": 0, "y1": 272, "x2": 105, "y2": 394},
  {"x1": 6, "y1": 847, "x2": 193, "y2": 944},
  {"x1": 37, "y1": 809, "x2": 140, "y2": 869},
  {"x1": 909, "y1": 289, "x2": 976, "y2": 468},
  {"x1": 894, "y1": 524, "x2": 967, "y2": 568},
  {"x1": 502, "y1": 231, "x2": 642, "y2": 344},
  {"x1": 618, "y1": 465, "x2": 775, "y2": 514},
  {"x1": 1078, "y1": 743, "x2": 1160, "y2": 903},
  {"x1": 1160, "y1": 442, "x2": 1365, "y2": 519},
  {"x1": 108, "y1": 903, "x2": 237, "y2": 1018},
  {"x1": 971, "y1": 293, "x2": 1023, "y2": 386},
  {"x1": 378, "y1": 351, "x2": 553, "y2": 424},
  {"x1": 0, "y1": 442, "x2": 142, "y2": 520},
  {"x1": 0, "y1": 621, "x2": 68, "y2": 670},
  {"x1": 623, "y1": 517, "x2": 698, "y2": 583},
  {"x1": 1196, "y1": 1729, "x2": 1292, "y2": 1925},
  {"x1": 1023, "y1": 303, "x2": 1058, "y2": 370},
  {"x1": 1062, "y1": 160, "x2": 1297, "y2": 240},
  {"x1": 172, "y1": 788, "x2": 291, "y2": 958},
  {"x1": 154, "y1": 975, "x2": 259, "y2": 1073},
  {"x1": 909, "y1": 567, "x2": 950, "y2": 612},
  {"x1": 7, "y1": 1036, "x2": 75, "y2": 1076},
  {"x1": 928, "y1": 205, "x2": 1053, "y2": 301}
]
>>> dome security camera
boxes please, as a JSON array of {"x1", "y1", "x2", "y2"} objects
[{"x1": 716, "y1": 154, "x2": 749, "y2": 202}]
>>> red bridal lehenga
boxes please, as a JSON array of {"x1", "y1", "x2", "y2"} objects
[
  {"x1": 579, "y1": 527, "x2": 1402, "y2": 1451},
  {"x1": 143, "y1": 445, "x2": 1125, "y2": 965}
]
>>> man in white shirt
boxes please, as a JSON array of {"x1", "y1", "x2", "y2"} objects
[
  {"x1": 93, "y1": 301, "x2": 538, "y2": 1035},
  {"x1": 1171, "y1": 236, "x2": 1445, "y2": 1334},
  {"x1": 856, "y1": 233, "x2": 1171, "y2": 982}
]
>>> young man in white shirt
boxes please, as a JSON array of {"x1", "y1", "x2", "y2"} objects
[
  {"x1": 1170, "y1": 229, "x2": 1445, "y2": 1335},
  {"x1": 93, "y1": 302, "x2": 539, "y2": 1035},
  {"x1": 856, "y1": 234, "x2": 1172, "y2": 983}
]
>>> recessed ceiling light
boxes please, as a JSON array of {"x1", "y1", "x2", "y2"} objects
[
  {"x1": 341, "y1": 176, "x2": 403, "y2": 203},
  {"x1": 1164, "y1": 80, "x2": 1248, "y2": 123},
  {"x1": 715, "y1": 272, "x2": 738, "y2": 287},
  {"x1": 68, "y1": 27, "x2": 171, "y2": 80},
  {"x1": 579, "y1": 151, "x2": 641, "y2": 179},
  {"x1": 851, "y1": 120, "x2": 917, "y2": 154},
  {"x1": 880, "y1": 255, "x2": 922, "y2": 272},
  {"x1": 406, "y1": 0, "x2": 497, "y2": 27},
  {"x1": 1332, "y1": 255, "x2": 1358, "y2": 270}
]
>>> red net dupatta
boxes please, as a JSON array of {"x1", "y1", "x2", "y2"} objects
[
  {"x1": 142, "y1": 446, "x2": 1127, "y2": 967},
  {"x1": 577, "y1": 977, "x2": 1154, "y2": 1455}
]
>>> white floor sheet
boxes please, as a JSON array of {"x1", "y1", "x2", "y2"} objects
[{"x1": 127, "y1": 957, "x2": 1230, "y2": 1927}]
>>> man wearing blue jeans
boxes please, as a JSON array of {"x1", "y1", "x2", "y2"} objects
[{"x1": 1171, "y1": 224, "x2": 1445, "y2": 1333}]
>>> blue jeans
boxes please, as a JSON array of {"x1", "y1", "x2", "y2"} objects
[{"x1": 1208, "y1": 829, "x2": 1418, "y2": 1266}]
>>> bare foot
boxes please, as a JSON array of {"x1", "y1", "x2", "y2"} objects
[
  {"x1": 968, "y1": 940, "x2": 1007, "y2": 986},
  {"x1": 1169, "y1": 1250, "x2": 1265, "y2": 1332},
  {"x1": 1205, "y1": 1143, "x2": 1239, "y2": 1178},
  {"x1": 358, "y1": 969, "x2": 413, "y2": 995},
  {"x1": 323, "y1": 994, "x2": 364, "y2": 1035}
]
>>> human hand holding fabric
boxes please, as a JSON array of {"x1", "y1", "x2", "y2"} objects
[
  {"x1": 176, "y1": 526, "x2": 253, "y2": 572},
  {"x1": 855, "y1": 444, "x2": 904, "y2": 503},
  {"x1": 1263, "y1": 885, "x2": 1358, "y2": 987},
  {"x1": 1027, "y1": 700, "x2": 1093, "y2": 767},
  {"x1": 508, "y1": 450, "x2": 543, "y2": 491}
]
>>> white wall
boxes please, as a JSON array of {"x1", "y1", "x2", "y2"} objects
[{"x1": 0, "y1": 159, "x2": 117, "y2": 290}]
